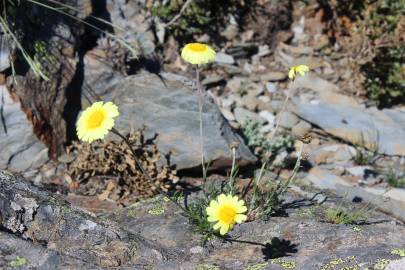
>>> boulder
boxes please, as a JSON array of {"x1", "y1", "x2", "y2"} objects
[{"x1": 83, "y1": 65, "x2": 257, "y2": 170}]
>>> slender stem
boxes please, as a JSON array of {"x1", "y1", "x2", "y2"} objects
[
  {"x1": 111, "y1": 128, "x2": 186, "y2": 212},
  {"x1": 196, "y1": 66, "x2": 207, "y2": 181},
  {"x1": 249, "y1": 79, "x2": 296, "y2": 214},
  {"x1": 228, "y1": 146, "x2": 237, "y2": 195},
  {"x1": 268, "y1": 88, "x2": 292, "y2": 143},
  {"x1": 254, "y1": 79, "x2": 295, "y2": 187}
]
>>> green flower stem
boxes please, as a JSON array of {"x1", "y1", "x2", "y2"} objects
[
  {"x1": 228, "y1": 145, "x2": 237, "y2": 195},
  {"x1": 196, "y1": 65, "x2": 207, "y2": 183}
]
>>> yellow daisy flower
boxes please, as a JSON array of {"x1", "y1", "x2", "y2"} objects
[
  {"x1": 288, "y1": 65, "x2": 310, "y2": 80},
  {"x1": 76, "y1": 101, "x2": 119, "y2": 143},
  {"x1": 181, "y1": 43, "x2": 216, "y2": 65},
  {"x1": 206, "y1": 194, "x2": 247, "y2": 235}
]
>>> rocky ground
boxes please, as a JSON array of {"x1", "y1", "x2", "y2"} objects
[{"x1": 1, "y1": 0, "x2": 405, "y2": 269}]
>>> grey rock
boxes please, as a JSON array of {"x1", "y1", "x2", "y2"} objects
[
  {"x1": 0, "y1": 231, "x2": 103, "y2": 269},
  {"x1": 0, "y1": 86, "x2": 48, "y2": 172},
  {"x1": 106, "y1": 0, "x2": 155, "y2": 55},
  {"x1": 292, "y1": 120, "x2": 311, "y2": 137},
  {"x1": 278, "y1": 111, "x2": 299, "y2": 128},
  {"x1": 215, "y1": 52, "x2": 235, "y2": 65},
  {"x1": 259, "y1": 110, "x2": 275, "y2": 126},
  {"x1": 386, "y1": 258, "x2": 405, "y2": 270},
  {"x1": 0, "y1": 39, "x2": 11, "y2": 72},
  {"x1": 234, "y1": 107, "x2": 266, "y2": 125},
  {"x1": 95, "y1": 72, "x2": 256, "y2": 170},
  {"x1": 106, "y1": 189, "x2": 405, "y2": 269},
  {"x1": 305, "y1": 167, "x2": 405, "y2": 221},
  {"x1": 226, "y1": 76, "x2": 247, "y2": 93},
  {"x1": 334, "y1": 146, "x2": 354, "y2": 163},
  {"x1": 260, "y1": 71, "x2": 287, "y2": 82},
  {"x1": 202, "y1": 75, "x2": 225, "y2": 86},
  {"x1": 220, "y1": 108, "x2": 236, "y2": 122},
  {"x1": 0, "y1": 171, "x2": 172, "y2": 268},
  {"x1": 221, "y1": 97, "x2": 235, "y2": 108},
  {"x1": 346, "y1": 166, "x2": 373, "y2": 178},
  {"x1": 296, "y1": 102, "x2": 405, "y2": 156},
  {"x1": 266, "y1": 82, "x2": 278, "y2": 93},
  {"x1": 243, "y1": 93, "x2": 261, "y2": 111}
]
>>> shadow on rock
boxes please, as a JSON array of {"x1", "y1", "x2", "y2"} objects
[{"x1": 262, "y1": 237, "x2": 298, "y2": 260}]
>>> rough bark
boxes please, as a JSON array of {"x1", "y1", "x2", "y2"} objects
[
  {"x1": 5, "y1": 0, "x2": 87, "y2": 159},
  {"x1": 0, "y1": 170, "x2": 173, "y2": 268}
]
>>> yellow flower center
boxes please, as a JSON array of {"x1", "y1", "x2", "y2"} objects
[
  {"x1": 87, "y1": 110, "x2": 105, "y2": 129},
  {"x1": 218, "y1": 205, "x2": 236, "y2": 224},
  {"x1": 188, "y1": 43, "x2": 208, "y2": 52}
]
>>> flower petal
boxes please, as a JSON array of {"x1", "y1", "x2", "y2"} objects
[
  {"x1": 207, "y1": 215, "x2": 219, "y2": 222},
  {"x1": 213, "y1": 222, "x2": 221, "y2": 230},
  {"x1": 235, "y1": 214, "x2": 247, "y2": 223},
  {"x1": 219, "y1": 223, "x2": 230, "y2": 235},
  {"x1": 217, "y1": 194, "x2": 227, "y2": 204},
  {"x1": 288, "y1": 69, "x2": 295, "y2": 79}
]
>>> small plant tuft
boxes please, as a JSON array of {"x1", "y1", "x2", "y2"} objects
[
  {"x1": 324, "y1": 201, "x2": 372, "y2": 225},
  {"x1": 385, "y1": 170, "x2": 405, "y2": 188}
]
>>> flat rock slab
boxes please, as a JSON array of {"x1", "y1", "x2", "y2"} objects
[
  {"x1": 0, "y1": 86, "x2": 48, "y2": 172},
  {"x1": 305, "y1": 167, "x2": 405, "y2": 222},
  {"x1": 295, "y1": 102, "x2": 405, "y2": 156},
  {"x1": 1, "y1": 171, "x2": 404, "y2": 269},
  {"x1": 92, "y1": 71, "x2": 257, "y2": 170},
  {"x1": 106, "y1": 192, "x2": 405, "y2": 269}
]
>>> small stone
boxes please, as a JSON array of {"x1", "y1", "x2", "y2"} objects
[
  {"x1": 226, "y1": 77, "x2": 247, "y2": 93},
  {"x1": 202, "y1": 75, "x2": 224, "y2": 86},
  {"x1": 243, "y1": 93, "x2": 260, "y2": 111},
  {"x1": 266, "y1": 82, "x2": 278, "y2": 93},
  {"x1": 58, "y1": 153, "x2": 76, "y2": 164},
  {"x1": 258, "y1": 95, "x2": 270, "y2": 103},
  {"x1": 189, "y1": 246, "x2": 205, "y2": 255},
  {"x1": 346, "y1": 166, "x2": 372, "y2": 177},
  {"x1": 234, "y1": 107, "x2": 266, "y2": 125},
  {"x1": 292, "y1": 121, "x2": 311, "y2": 137},
  {"x1": 220, "y1": 108, "x2": 235, "y2": 122},
  {"x1": 215, "y1": 52, "x2": 235, "y2": 65},
  {"x1": 221, "y1": 24, "x2": 239, "y2": 40},
  {"x1": 259, "y1": 110, "x2": 275, "y2": 126},
  {"x1": 260, "y1": 71, "x2": 287, "y2": 82},
  {"x1": 243, "y1": 62, "x2": 252, "y2": 74},
  {"x1": 229, "y1": 121, "x2": 241, "y2": 129},
  {"x1": 270, "y1": 100, "x2": 284, "y2": 113},
  {"x1": 221, "y1": 98, "x2": 234, "y2": 108},
  {"x1": 278, "y1": 111, "x2": 299, "y2": 128},
  {"x1": 333, "y1": 146, "x2": 355, "y2": 163}
]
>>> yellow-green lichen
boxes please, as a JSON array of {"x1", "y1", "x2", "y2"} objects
[
  {"x1": 352, "y1": 226, "x2": 362, "y2": 233},
  {"x1": 320, "y1": 256, "x2": 359, "y2": 270},
  {"x1": 8, "y1": 256, "x2": 28, "y2": 267},
  {"x1": 270, "y1": 258, "x2": 296, "y2": 269},
  {"x1": 148, "y1": 204, "x2": 165, "y2": 215},
  {"x1": 127, "y1": 208, "x2": 137, "y2": 218},
  {"x1": 374, "y1": 258, "x2": 391, "y2": 270},
  {"x1": 391, "y1": 248, "x2": 405, "y2": 257},
  {"x1": 340, "y1": 266, "x2": 359, "y2": 270},
  {"x1": 196, "y1": 264, "x2": 220, "y2": 270},
  {"x1": 244, "y1": 262, "x2": 268, "y2": 270}
]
